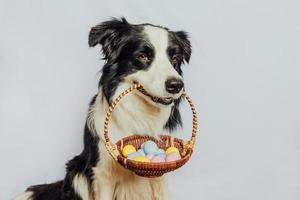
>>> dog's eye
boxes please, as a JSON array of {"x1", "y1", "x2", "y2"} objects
[
  {"x1": 171, "y1": 54, "x2": 180, "y2": 65},
  {"x1": 137, "y1": 53, "x2": 151, "y2": 64}
]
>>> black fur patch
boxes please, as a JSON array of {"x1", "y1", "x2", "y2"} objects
[
  {"x1": 164, "y1": 98, "x2": 183, "y2": 131},
  {"x1": 27, "y1": 181, "x2": 81, "y2": 200},
  {"x1": 89, "y1": 18, "x2": 155, "y2": 102}
]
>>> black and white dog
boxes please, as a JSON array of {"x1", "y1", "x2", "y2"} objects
[{"x1": 14, "y1": 17, "x2": 191, "y2": 200}]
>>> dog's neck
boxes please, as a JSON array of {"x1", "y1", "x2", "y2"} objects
[{"x1": 88, "y1": 84, "x2": 173, "y2": 143}]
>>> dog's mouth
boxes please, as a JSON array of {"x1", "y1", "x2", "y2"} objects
[
  {"x1": 138, "y1": 88, "x2": 174, "y2": 105},
  {"x1": 133, "y1": 82, "x2": 174, "y2": 105}
]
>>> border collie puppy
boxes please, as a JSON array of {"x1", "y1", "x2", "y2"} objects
[{"x1": 14, "y1": 17, "x2": 191, "y2": 200}]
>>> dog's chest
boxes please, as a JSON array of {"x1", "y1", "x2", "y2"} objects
[{"x1": 92, "y1": 92, "x2": 172, "y2": 142}]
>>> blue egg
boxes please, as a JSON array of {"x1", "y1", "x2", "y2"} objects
[
  {"x1": 137, "y1": 149, "x2": 146, "y2": 156},
  {"x1": 140, "y1": 142, "x2": 147, "y2": 149},
  {"x1": 155, "y1": 148, "x2": 166, "y2": 156},
  {"x1": 143, "y1": 141, "x2": 158, "y2": 155},
  {"x1": 156, "y1": 153, "x2": 166, "y2": 159}
]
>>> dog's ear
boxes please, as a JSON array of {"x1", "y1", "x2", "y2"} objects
[
  {"x1": 88, "y1": 17, "x2": 130, "y2": 59},
  {"x1": 174, "y1": 31, "x2": 192, "y2": 63}
]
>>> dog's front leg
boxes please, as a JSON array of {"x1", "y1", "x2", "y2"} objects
[
  {"x1": 97, "y1": 177, "x2": 116, "y2": 200},
  {"x1": 93, "y1": 164, "x2": 117, "y2": 200},
  {"x1": 93, "y1": 143, "x2": 119, "y2": 200},
  {"x1": 150, "y1": 176, "x2": 170, "y2": 200}
]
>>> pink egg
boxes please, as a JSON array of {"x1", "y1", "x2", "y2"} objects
[
  {"x1": 146, "y1": 154, "x2": 154, "y2": 160},
  {"x1": 151, "y1": 155, "x2": 165, "y2": 163},
  {"x1": 166, "y1": 152, "x2": 181, "y2": 162}
]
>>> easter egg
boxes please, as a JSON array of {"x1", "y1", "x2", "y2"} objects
[
  {"x1": 151, "y1": 155, "x2": 165, "y2": 163},
  {"x1": 155, "y1": 148, "x2": 165, "y2": 156},
  {"x1": 165, "y1": 147, "x2": 179, "y2": 155},
  {"x1": 157, "y1": 153, "x2": 166, "y2": 159},
  {"x1": 146, "y1": 154, "x2": 154, "y2": 160},
  {"x1": 143, "y1": 141, "x2": 158, "y2": 155},
  {"x1": 127, "y1": 152, "x2": 141, "y2": 159},
  {"x1": 132, "y1": 156, "x2": 150, "y2": 162},
  {"x1": 122, "y1": 145, "x2": 136, "y2": 157},
  {"x1": 166, "y1": 152, "x2": 181, "y2": 162},
  {"x1": 137, "y1": 149, "x2": 146, "y2": 156}
]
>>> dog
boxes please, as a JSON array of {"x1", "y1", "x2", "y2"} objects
[{"x1": 14, "y1": 17, "x2": 192, "y2": 200}]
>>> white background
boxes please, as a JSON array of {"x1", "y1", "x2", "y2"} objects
[{"x1": 1, "y1": 0, "x2": 300, "y2": 199}]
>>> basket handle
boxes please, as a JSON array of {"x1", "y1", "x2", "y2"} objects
[{"x1": 103, "y1": 83, "x2": 198, "y2": 159}]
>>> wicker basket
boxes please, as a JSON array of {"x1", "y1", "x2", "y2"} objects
[{"x1": 103, "y1": 83, "x2": 198, "y2": 177}]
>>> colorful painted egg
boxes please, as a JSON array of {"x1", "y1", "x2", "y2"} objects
[
  {"x1": 127, "y1": 152, "x2": 141, "y2": 159},
  {"x1": 151, "y1": 155, "x2": 165, "y2": 163},
  {"x1": 165, "y1": 147, "x2": 179, "y2": 155},
  {"x1": 132, "y1": 156, "x2": 150, "y2": 162},
  {"x1": 166, "y1": 152, "x2": 181, "y2": 162},
  {"x1": 143, "y1": 141, "x2": 158, "y2": 155},
  {"x1": 155, "y1": 148, "x2": 165, "y2": 155},
  {"x1": 156, "y1": 153, "x2": 166, "y2": 160},
  {"x1": 137, "y1": 149, "x2": 146, "y2": 156},
  {"x1": 122, "y1": 145, "x2": 136, "y2": 157},
  {"x1": 146, "y1": 154, "x2": 154, "y2": 160}
]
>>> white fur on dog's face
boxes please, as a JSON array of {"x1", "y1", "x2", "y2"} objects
[{"x1": 126, "y1": 25, "x2": 183, "y2": 105}]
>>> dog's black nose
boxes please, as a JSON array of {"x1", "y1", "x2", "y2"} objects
[{"x1": 165, "y1": 78, "x2": 184, "y2": 94}]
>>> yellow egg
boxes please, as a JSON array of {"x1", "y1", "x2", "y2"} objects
[
  {"x1": 122, "y1": 145, "x2": 136, "y2": 157},
  {"x1": 132, "y1": 156, "x2": 150, "y2": 162},
  {"x1": 165, "y1": 147, "x2": 179, "y2": 155}
]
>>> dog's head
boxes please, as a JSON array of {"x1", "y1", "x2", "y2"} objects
[{"x1": 89, "y1": 18, "x2": 191, "y2": 108}]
